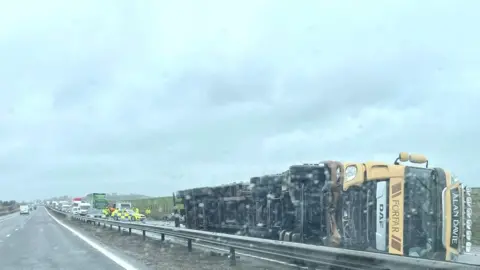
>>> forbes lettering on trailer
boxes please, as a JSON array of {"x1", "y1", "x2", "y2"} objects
[{"x1": 450, "y1": 187, "x2": 460, "y2": 249}]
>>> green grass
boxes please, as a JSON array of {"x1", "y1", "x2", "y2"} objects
[{"x1": 129, "y1": 196, "x2": 174, "y2": 219}]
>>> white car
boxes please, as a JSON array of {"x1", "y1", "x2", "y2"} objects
[
  {"x1": 20, "y1": 205, "x2": 29, "y2": 215},
  {"x1": 86, "y1": 209, "x2": 105, "y2": 219}
]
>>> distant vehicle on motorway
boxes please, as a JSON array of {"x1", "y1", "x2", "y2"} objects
[
  {"x1": 72, "y1": 197, "x2": 82, "y2": 209},
  {"x1": 61, "y1": 204, "x2": 71, "y2": 212},
  {"x1": 125, "y1": 209, "x2": 145, "y2": 221},
  {"x1": 112, "y1": 201, "x2": 132, "y2": 211},
  {"x1": 19, "y1": 205, "x2": 29, "y2": 215},
  {"x1": 72, "y1": 207, "x2": 80, "y2": 215},
  {"x1": 86, "y1": 209, "x2": 105, "y2": 219},
  {"x1": 84, "y1": 193, "x2": 109, "y2": 210},
  {"x1": 78, "y1": 202, "x2": 91, "y2": 216}
]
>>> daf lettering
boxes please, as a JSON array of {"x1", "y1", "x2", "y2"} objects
[{"x1": 379, "y1": 204, "x2": 384, "y2": 228}]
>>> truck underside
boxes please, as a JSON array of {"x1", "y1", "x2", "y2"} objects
[{"x1": 177, "y1": 155, "x2": 455, "y2": 262}]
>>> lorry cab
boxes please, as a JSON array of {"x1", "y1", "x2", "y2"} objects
[
  {"x1": 72, "y1": 197, "x2": 82, "y2": 208},
  {"x1": 334, "y1": 152, "x2": 469, "y2": 261}
]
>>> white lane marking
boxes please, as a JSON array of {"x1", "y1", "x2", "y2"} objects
[
  {"x1": 46, "y1": 209, "x2": 139, "y2": 270},
  {"x1": 14, "y1": 228, "x2": 18, "y2": 231},
  {"x1": 6, "y1": 234, "x2": 10, "y2": 237}
]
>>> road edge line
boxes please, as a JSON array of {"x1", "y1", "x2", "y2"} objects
[{"x1": 45, "y1": 207, "x2": 139, "y2": 270}]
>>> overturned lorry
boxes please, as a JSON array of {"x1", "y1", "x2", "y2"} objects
[{"x1": 175, "y1": 152, "x2": 471, "y2": 262}]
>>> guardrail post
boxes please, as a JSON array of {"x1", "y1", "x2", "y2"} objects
[
  {"x1": 229, "y1": 247, "x2": 236, "y2": 266},
  {"x1": 161, "y1": 233, "x2": 165, "y2": 241},
  {"x1": 128, "y1": 228, "x2": 132, "y2": 235},
  {"x1": 118, "y1": 226, "x2": 121, "y2": 232},
  {"x1": 187, "y1": 239, "x2": 192, "y2": 252},
  {"x1": 142, "y1": 230, "x2": 146, "y2": 240},
  {"x1": 110, "y1": 224, "x2": 112, "y2": 229},
  {"x1": 103, "y1": 223, "x2": 106, "y2": 228}
]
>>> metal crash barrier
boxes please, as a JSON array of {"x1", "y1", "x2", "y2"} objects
[{"x1": 47, "y1": 207, "x2": 478, "y2": 270}]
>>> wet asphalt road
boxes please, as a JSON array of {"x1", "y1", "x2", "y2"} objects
[
  {"x1": 0, "y1": 207, "x2": 124, "y2": 270},
  {"x1": 34, "y1": 208, "x2": 480, "y2": 270}
]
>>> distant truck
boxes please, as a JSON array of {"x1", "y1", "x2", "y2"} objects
[
  {"x1": 20, "y1": 205, "x2": 29, "y2": 215},
  {"x1": 84, "y1": 193, "x2": 109, "y2": 209},
  {"x1": 72, "y1": 197, "x2": 82, "y2": 209},
  {"x1": 58, "y1": 201, "x2": 69, "y2": 211}
]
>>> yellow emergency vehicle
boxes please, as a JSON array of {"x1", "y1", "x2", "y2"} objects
[{"x1": 125, "y1": 209, "x2": 146, "y2": 221}]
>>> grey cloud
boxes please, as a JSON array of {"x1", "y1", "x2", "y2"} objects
[{"x1": 0, "y1": 1, "x2": 479, "y2": 201}]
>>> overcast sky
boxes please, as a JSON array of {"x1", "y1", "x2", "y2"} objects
[{"x1": 0, "y1": 1, "x2": 479, "y2": 201}]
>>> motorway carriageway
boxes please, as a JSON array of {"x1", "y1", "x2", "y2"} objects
[
  {"x1": 0, "y1": 206, "x2": 147, "y2": 270},
  {"x1": 3, "y1": 207, "x2": 479, "y2": 270}
]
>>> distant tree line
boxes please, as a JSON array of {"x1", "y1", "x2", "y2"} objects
[
  {"x1": 0, "y1": 200, "x2": 18, "y2": 211},
  {"x1": 106, "y1": 193, "x2": 151, "y2": 201},
  {"x1": 45, "y1": 193, "x2": 152, "y2": 203},
  {"x1": 0, "y1": 200, "x2": 16, "y2": 206}
]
